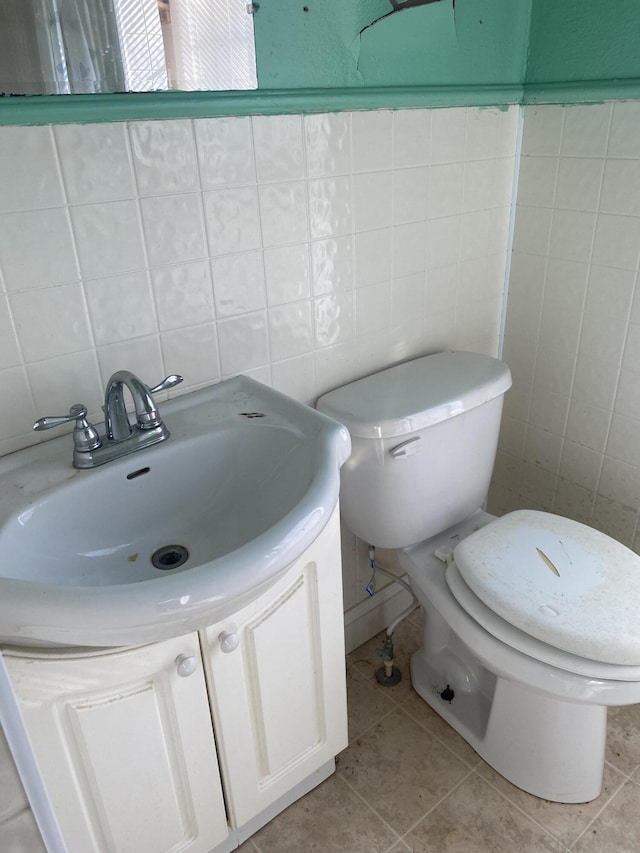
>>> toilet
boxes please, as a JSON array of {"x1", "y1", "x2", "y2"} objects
[{"x1": 317, "y1": 350, "x2": 640, "y2": 803}]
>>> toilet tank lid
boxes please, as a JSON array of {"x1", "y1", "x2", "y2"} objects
[{"x1": 316, "y1": 351, "x2": 512, "y2": 439}]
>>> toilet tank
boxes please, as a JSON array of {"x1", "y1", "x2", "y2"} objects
[{"x1": 316, "y1": 351, "x2": 512, "y2": 549}]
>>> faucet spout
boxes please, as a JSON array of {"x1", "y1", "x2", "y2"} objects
[{"x1": 104, "y1": 370, "x2": 162, "y2": 442}]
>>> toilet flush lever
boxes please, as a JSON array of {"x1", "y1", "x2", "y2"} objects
[{"x1": 389, "y1": 436, "x2": 421, "y2": 459}]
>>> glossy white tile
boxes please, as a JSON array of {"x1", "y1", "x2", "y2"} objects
[
  {"x1": 129, "y1": 120, "x2": 199, "y2": 196},
  {"x1": 141, "y1": 193, "x2": 206, "y2": 267},
  {"x1": 0, "y1": 295, "x2": 21, "y2": 369},
  {"x1": 391, "y1": 273, "x2": 426, "y2": 326},
  {"x1": 310, "y1": 236, "x2": 354, "y2": 295},
  {"x1": 427, "y1": 216, "x2": 460, "y2": 269},
  {"x1": 351, "y1": 110, "x2": 392, "y2": 173},
  {"x1": 263, "y1": 244, "x2": 310, "y2": 306},
  {"x1": 308, "y1": 176, "x2": 352, "y2": 239},
  {"x1": 0, "y1": 367, "x2": 36, "y2": 439},
  {"x1": 270, "y1": 353, "x2": 315, "y2": 404},
  {"x1": 0, "y1": 208, "x2": 78, "y2": 291},
  {"x1": 258, "y1": 181, "x2": 308, "y2": 246},
  {"x1": 431, "y1": 107, "x2": 467, "y2": 164},
  {"x1": 592, "y1": 214, "x2": 640, "y2": 269},
  {"x1": 268, "y1": 301, "x2": 313, "y2": 361},
  {"x1": 355, "y1": 281, "x2": 391, "y2": 336},
  {"x1": 521, "y1": 105, "x2": 564, "y2": 156},
  {"x1": 85, "y1": 271, "x2": 157, "y2": 346},
  {"x1": 194, "y1": 116, "x2": 256, "y2": 188},
  {"x1": 561, "y1": 103, "x2": 612, "y2": 157},
  {"x1": 393, "y1": 108, "x2": 431, "y2": 168},
  {"x1": 393, "y1": 166, "x2": 429, "y2": 224},
  {"x1": 465, "y1": 108, "x2": 500, "y2": 160},
  {"x1": 428, "y1": 163, "x2": 463, "y2": 219},
  {"x1": 10, "y1": 283, "x2": 92, "y2": 362},
  {"x1": 304, "y1": 113, "x2": 351, "y2": 178},
  {"x1": 600, "y1": 159, "x2": 640, "y2": 216},
  {"x1": 0, "y1": 126, "x2": 63, "y2": 213},
  {"x1": 211, "y1": 251, "x2": 266, "y2": 318},
  {"x1": 217, "y1": 311, "x2": 270, "y2": 375},
  {"x1": 161, "y1": 324, "x2": 220, "y2": 388},
  {"x1": 71, "y1": 200, "x2": 145, "y2": 278},
  {"x1": 27, "y1": 351, "x2": 103, "y2": 420},
  {"x1": 203, "y1": 187, "x2": 262, "y2": 255},
  {"x1": 462, "y1": 159, "x2": 497, "y2": 212},
  {"x1": 353, "y1": 171, "x2": 392, "y2": 232},
  {"x1": 608, "y1": 101, "x2": 640, "y2": 158},
  {"x1": 314, "y1": 292, "x2": 354, "y2": 347},
  {"x1": 96, "y1": 335, "x2": 164, "y2": 389},
  {"x1": 252, "y1": 114, "x2": 304, "y2": 183},
  {"x1": 354, "y1": 228, "x2": 392, "y2": 287},
  {"x1": 392, "y1": 222, "x2": 427, "y2": 278},
  {"x1": 55, "y1": 123, "x2": 135, "y2": 204},
  {"x1": 152, "y1": 260, "x2": 215, "y2": 331}
]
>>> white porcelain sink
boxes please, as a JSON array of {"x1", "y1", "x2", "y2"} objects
[{"x1": 0, "y1": 377, "x2": 351, "y2": 649}]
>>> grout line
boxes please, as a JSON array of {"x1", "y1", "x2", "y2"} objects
[
  {"x1": 395, "y1": 768, "x2": 476, "y2": 844},
  {"x1": 472, "y1": 767, "x2": 572, "y2": 852},
  {"x1": 335, "y1": 771, "x2": 408, "y2": 849},
  {"x1": 568, "y1": 773, "x2": 630, "y2": 851}
]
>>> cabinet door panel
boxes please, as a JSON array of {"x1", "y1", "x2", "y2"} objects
[
  {"x1": 203, "y1": 507, "x2": 347, "y2": 828},
  {"x1": 4, "y1": 635, "x2": 228, "y2": 853}
]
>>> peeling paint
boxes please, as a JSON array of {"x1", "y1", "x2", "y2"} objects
[{"x1": 254, "y1": 0, "x2": 530, "y2": 92}]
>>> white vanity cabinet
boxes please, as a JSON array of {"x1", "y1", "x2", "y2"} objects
[
  {"x1": 2, "y1": 633, "x2": 229, "y2": 853},
  {"x1": 1, "y1": 507, "x2": 347, "y2": 853},
  {"x1": 201, "y1": 507, "x2": 348, "y2": 830}
]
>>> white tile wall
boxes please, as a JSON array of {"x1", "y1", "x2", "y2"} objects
[
  {"x1": 0, "y1": 106, "x2": 516, "y2": 471},
  {"x1": 491, "y1": 100, "x2": 640, "y2": 553},
  {"x1": 0, "y1": 117, "x2": 515, "y2": 849}
]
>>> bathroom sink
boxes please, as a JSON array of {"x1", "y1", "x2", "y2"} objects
[{"x1": 0, "y1": 377, "x2": 351, "y2": 649}]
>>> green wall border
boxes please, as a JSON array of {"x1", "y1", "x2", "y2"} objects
[
  {"x1": 0, "y1": 85, "x2": 523, "y2": 126},
  {"x1": 523, "y1": 78, "x2": 640, "y2": 105}
]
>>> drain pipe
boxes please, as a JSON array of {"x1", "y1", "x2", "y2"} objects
[{"x1": 367, "y1": 545, "x2": 419, "y2": 686}]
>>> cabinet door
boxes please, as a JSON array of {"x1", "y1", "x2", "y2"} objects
[
  {"x1": 4, "y1": 634, "x2": 228, "y2": 853},
  {"x1": 201, "y1": 506, "x2": 348, "y2": 828}
]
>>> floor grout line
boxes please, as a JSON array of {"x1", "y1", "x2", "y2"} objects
[{"x1": 335, "y1": 770, "x2": 411, "y2": 850}]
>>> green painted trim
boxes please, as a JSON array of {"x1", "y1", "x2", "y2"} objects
[
  {"x1": 0, "y1": 84, "x2": 523, "y2": 126},
  {"x1": 523, "y1": 78, "x2": 640, "y2": 105}
]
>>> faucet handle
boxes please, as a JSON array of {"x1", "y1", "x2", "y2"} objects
[
  {"x1": 33, "y1": 403, "x2": 90, "y2": 431},
  {"x1": 149, "y1": 374, "x2": 183, "y2": 394},
  {"x1": 33, "y1": 404, "x2": 101, "y2": 453}
]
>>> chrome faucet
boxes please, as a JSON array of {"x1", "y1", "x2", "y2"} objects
[{"x1": 33, "y1": 371, "x2": 183, "y2": 469}]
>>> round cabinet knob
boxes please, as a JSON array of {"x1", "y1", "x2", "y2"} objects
[
  {"x1": 219, "y1": 630, "x2": 240, "y2": 654},
  {"x1": 175, "y1": 654, "x2": 198, "y2": 677}
]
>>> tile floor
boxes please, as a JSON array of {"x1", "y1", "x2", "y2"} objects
[{"x1": 241, "y1": 609, "x2": 640, "y2": 853}]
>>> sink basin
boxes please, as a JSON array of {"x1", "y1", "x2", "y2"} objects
[{"x1": 0, "y1": 377, "x2": 351, "y2": 649}]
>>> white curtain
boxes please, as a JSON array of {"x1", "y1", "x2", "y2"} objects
[
  {"x1": 0, "y1": 0, "x2": 125, "y2": 94},
  {"x1": 48, "y1": 0, "x2": 126, "y2": 93}
]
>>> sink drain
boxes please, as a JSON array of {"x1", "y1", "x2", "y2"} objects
[{"x1": 151, "y1": 545, "x2": 189, "y2": 570}]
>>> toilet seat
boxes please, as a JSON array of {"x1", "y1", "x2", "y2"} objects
[{"x1": 452, "y1": 510, "x2": 640, "y2": 667}]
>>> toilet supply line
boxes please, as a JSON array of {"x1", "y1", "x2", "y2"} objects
[{"x1": 366, "y1": 545, "x2": 419, "y2": 686}]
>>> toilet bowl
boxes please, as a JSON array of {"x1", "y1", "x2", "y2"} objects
[{"x1": 317, "y1": 351, "x2": 640, "y2": 803}]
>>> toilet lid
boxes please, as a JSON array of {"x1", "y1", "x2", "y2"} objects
[{"x1": 453, "y1": 510, "x2": 640, "y2": 666}]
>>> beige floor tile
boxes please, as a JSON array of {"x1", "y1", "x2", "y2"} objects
[
  {"x1": 250, "y1": 773, "x2": 399, "y2": 853},
  {"x1": 605, "y1": 704, "x2": 640, "y2": 775},
  {"x1": 347, "y1": 666, "x2": 398, "y2": 741},
  {"x1": 400, "y1": 688, "x2": 483, "y2": 768},
  {"x1": 403, "y1": 773, "x2": 566, "y2": 853},
  {"x1": 476, "y1": 759, "x2": 626, "y2": 848},
  {"x1": 572, "y1": 781, "x2": 640, "y2": 852},
  {"x1": 337, "y1": 707, "x2": 471, "y2": 835}
]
